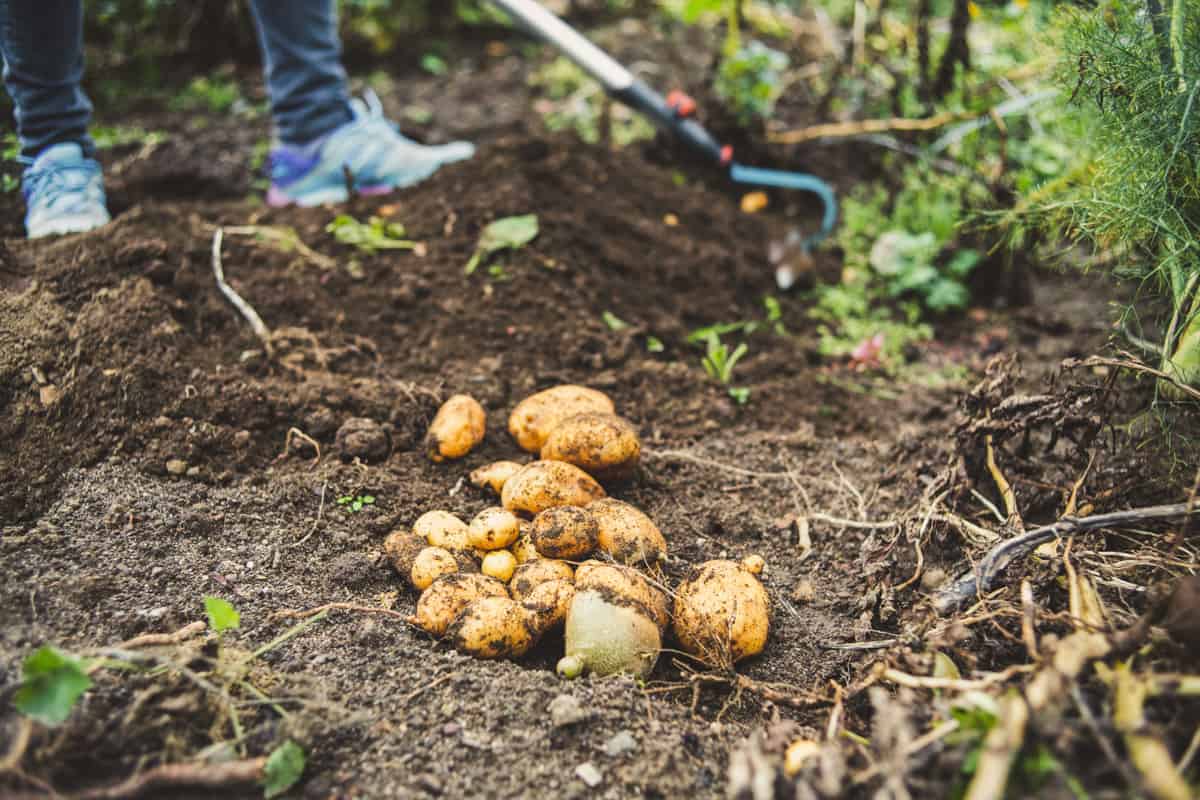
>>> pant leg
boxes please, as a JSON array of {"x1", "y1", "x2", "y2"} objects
[
  {"x1": 0, "y1": 0, "x2": 95, "y2": 159},
  {"x1": 247, "y1": 0, "x2": 354, "y2": 147}
]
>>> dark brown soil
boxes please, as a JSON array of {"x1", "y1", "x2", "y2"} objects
[{"x1": 2, "y1": 22, "x2": 1198, "y2": 800}]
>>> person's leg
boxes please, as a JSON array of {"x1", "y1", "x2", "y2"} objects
[{"x1": 0, "y1": 0, "x2": 109, "y2": 237}]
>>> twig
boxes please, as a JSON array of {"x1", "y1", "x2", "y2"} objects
[
  {"x1": 269, "y1": 602, "x2": 411, "y2": 623},
  {"x1": 225, "y1": 224, "x2": 337, "y2": 271},
  {"x1": 211, "y1": 228, "x2": 273, "y2": 356},
  {"x1": 879, "y1": 664, "x2": 1032, "y2": 693},
  {"x1": 767, "y1": 109, "x2": 970, "y2": 145},
  {"x1": 1111, "y1": 663, "x2": 1194, "y2": 800},
  {"x1": 929, "y1": 89, "x2": 1059, "y2": 153},
  {"x1": 251, "y1": 610, "x2": 329, "y2": 660},
  {"x1": 963, "y1": 691, "x2": 1028, "y2": 800},
  {"x1": 1020, "y1": 580, "x2": 1039, "y2": 660},
  {"x1": 115, "y1": 621, "x2": 207, "y2": 650},
  {"x1": 290, "y1": 481, "x2": 328, "y2": 548},
  {"x1": 0, "y1": 718, "x2": 33, "y2": 773},
  {"x1": 1064, "y1": 355, "x2": 1200, "y2": 402},
  {"x1": 402, "y1": 672, "x2": 458, "y2": 704},
  {"x1": 75, "y1": 756, "x2": 266, "y2": 799},
  {"x1": 985, "y1": 435, "x2": 1022, "y2": 530},
  {"x1": 933, "y1": 503, "x2": 1200, "y2": 615},
  {"x1": 805, "y1": 513, "x2": 899, "y2": 531},
  {"x1": 282, "y1": 427, "x2": 321, "y2": 467}
]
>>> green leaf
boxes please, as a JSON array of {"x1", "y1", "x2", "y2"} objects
[
  {"x1": 602, "y1": 311, "x2": 629, "y2": 331},
  {"x1": 728, "y1": 386, "x2": 751, "y2": 405},
  {"x1": 420, "y1": 53, "x2": 448, "y2": 76},
  {"x1": 14, "y1": 646, "x2": 92, "y2": 726},
  {"x1": 932, "y1": 651, "x2": 961, "y2": 680},
  {"x1": 263, "y1": 740, "x2": 306, "y2": 799},
  {"x1": 204, "y1": 597, "x2": 240, "y2": 634},
  {"x1": 326, "y1": 215, "x2": 415, "y2": 253},
  {"x1": 646, "y1": 336, "x2": 664, "y2": 353},
  {"x1": 924, "y1": 279, "x2": 971, "y2": 312},
  {"x1": 686, "y1": 321, "x2": 749, "y2": 344},
  {"x1": 465, "y1": 214, "x2": 538, "y2": 274},
  {"x1": 361, "y1": 496, "x2": 375, "y2": 505}
]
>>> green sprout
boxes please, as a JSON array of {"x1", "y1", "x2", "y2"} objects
[
  {"x1": 326, "y1": 215, "x2": 417, "y2": 253},
  {"x1": 337, "y1": 494, "x2": 376, "y2": 513}
]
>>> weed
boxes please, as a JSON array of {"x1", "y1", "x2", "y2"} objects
[
  {"x1": 701, "y1": 331, "x2": 748, "y2": 384},
  {"x1": 465, "y1": 214, "x2": 538, "y2": 275},
  {"x1": 714, "y1": 40, "x2": 790, "y2": 124},
  {"x1": 487, "y1": 263, "x2": 511, "y2": 282},
  {"x1": 327, "y1": 215, "x2": 417, "y2": 253},
  {"x1": 2, "y1": 174, "x2": 18, "y2": 193},
  {"x1": 91, "y1": 124, "x2": 167, "y2": 149},
  {"x1": 13, "y1": 646, "x2": 93, "y2": 726},
  {"x1": 169, "y1": 74, "x2": 243, "y2": 114},
  {"x1": 646, "y1": 335, "x2": 665, "y2": 353},
  {"x1": 337, "y1": 494, "x2": 375, "y2": 513},
  {"x1": 602, "y1": 310, "x2": 630, "y2": 331},
  {"x1": 530, "y1": 57, "x2": 655, "y2": 147}
]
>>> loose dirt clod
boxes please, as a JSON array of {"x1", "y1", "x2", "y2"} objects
[{"x1": 335, "y1": 417, "x2": 390, "y2": 462}]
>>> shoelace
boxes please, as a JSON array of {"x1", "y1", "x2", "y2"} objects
[{"x1": 22, "y1": 159, "x2": 101, "y2": 206}]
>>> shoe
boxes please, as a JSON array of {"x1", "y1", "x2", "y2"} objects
[
  {"x1": 22, "y1": 143, "x2": 111, "y2": 238},
  {"x1": 267, "y1": 90, "x2": 475, "y2": 207}
]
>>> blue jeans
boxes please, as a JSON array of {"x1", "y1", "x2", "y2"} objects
[{"x1": 0, "y1": 0, "x2": 355, "y2": 159}]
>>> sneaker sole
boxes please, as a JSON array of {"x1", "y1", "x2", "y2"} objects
[{"x1": 27, "y1": 212, "x2": 111, "y2": 239}]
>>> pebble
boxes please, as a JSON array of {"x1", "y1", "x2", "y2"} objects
[
  {"x1": 548, "y1": 693, "x2": 589, "y2": 727},
  {"x1": 165, "y1": 459, "x2": 188, "y2": 476},
  {"x1": 575, "y1": 762, "x2": 603, "y2": 788},
  {"x1": 603, "y1": 730, "x2": 637, "y2": 757}
]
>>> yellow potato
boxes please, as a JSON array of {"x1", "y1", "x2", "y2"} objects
[
  {"x1": 508, "y1": 385, "x2": 615, "y2": 453},
  {"x1": 575, "y1": 561, "x2": 669, "y2": 631},
  {"x1": 410, "y1": 573, "x2": 508, "y2": 637},
  {"x1": 469, "y1": 460, "x2": 523, "y2": 495},
  {"x1": 530, "y1": 506, "x2": 598, "y2": 560},
  {"x1": 540, "y1": 412, "x2": 641, "y2": 483},
  {"x1": 468, "y1": 507, "x2": 520, "y2": 550},
  {"x1": 414, "y1": 510, "x2": 470, "y2": 551},
  {"x1": 510, "y1": 524, "x2": 540, "y2": 563},
  {"x1": 522, "y1": 579, "x2": 575, "y2": 635},
  {"x1": 509, "y1": 559, "x2": 575, "y2": 601},
  {"x1": 588, "y1": 498, "x2": 667, "y2": 566},
  {"x1": 382, "y1": 530, "x2": 426, "y2": 585},
  {"x1": 481, "y1": 549, "x2": 518, "y2": 582},
  {"x1": 425, "y1": 394, "x2": 486, "y2": 462},
  {"x1": 673, "y1": 560, "x2": 770, "y2": 664},
  {"x1": 411, "y1": 546, "x2": 459, "y2": 590},
  {"x1": 448, "y1": 596, "x2": 537, "y2": 659},
  {"x1": 501, "y1": 460, "x2": 606, "y2": 516},
  {"x1": 741, "y1": 554, "x2": 765, "y2": 576}
]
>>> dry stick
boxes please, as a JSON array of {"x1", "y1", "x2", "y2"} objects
[
  {"x1": 290, "y1": 480, "x2": 328, "y2": 549},
  {"x1": 211, "y1": 228, "x2": 273, "y2": 356},
  {"x1": 933, "y1": 503, "x2": 1200, "y2": 615},
  {"x1": 74, "y1": 756, "x2": 267, "y2": 799},
  {"x1": 282, "y1": 427, "x2": 321, "y2": 467},
  {"x1": 963, "y1": 691, "x2": 1029, "y2": 800},
  {"x1": 270, "y1": 602, "x2": 411, "y2": 623},
  {"x1": 1065, "y1": 355, "x2": 1200, "y2": 402},
  {"x1": 1020, "y1": 580, "x2": 1039, "y2": 660},
  {"x1": 116, "y1": 621, "x2": 207, "y2": 650},
  {"x1": 1111, "y1": 664, "x2": 1194, "y2": 800},
  {"x1": 768, "y1": 108, "x2": 970, "y2": 145}
]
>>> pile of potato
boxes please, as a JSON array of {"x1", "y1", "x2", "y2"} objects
[{"x1": 384, "y1": 385, "x2": 770, "y2": 678}]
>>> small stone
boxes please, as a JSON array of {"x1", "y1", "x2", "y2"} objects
[
  {"x1": 602, "y1": 730, "x2": 637, "y2": 758},
  {"x1": 575, "y1": 762, "x2": 603, "y2": 788},
  {"x1": 791, "y1": 579, "x2": 815, "y2": 603},
  {"x1": 442, "y1": 722, "x2": 461, "y2": 736},
  {"x1": 165, "y1": 459, "x2": 188, "y2": 476},
  {"x1": 548, "y1": 693, "x2": 589, "y2": 728},
  {"x1": 186, "y1": 466, "x2": 200, "y2": 477},
  {"x1": 232, "y1": 430, "x2": 252, "y2": 448},
  {"x1": 415, "y1": 774, "x2": 442, "y2": 796},
  {"x1": 38, "y1": 384, "x2": 60, "y2": 407}
]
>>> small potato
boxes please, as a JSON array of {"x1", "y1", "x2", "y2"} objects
[
  {"x1": 741, "y1": 554, "x2": 765, "y2": 576},
  {"x1": 531, "y1": 506, "x2": 599, "y2": 560},
  {"x1": 448, "y1": 596, "x2": 537, "y2": 659},
  {"x1": 673, "y1": 560, "x2": 770, "y2": 664},
  {"x1": 468, "y1": 507, "x2": 520, "y2": 550},
  {"x1": 501, "y1": 460, "x2": 606, "y2": 516},
  {"x1": 508, "y1": 385, "x2": 615, "y2": 453},
  {"x1": 575, "y1": 561, "x2": 669, "y2": 631},
  {"x1": 522, "y1": 579, "x2": 575, "y2": 635},
  {"x1": 588, "y1": 498, "x2": 667, "y2": 566},
  {"x1": 414, "y1": 510, "x2": 470, "y2": 551},
  {"x1": 382, "y1": 530, "x2": 425, "y2": 584},
  {"x1": 411, "y1": 546, "x2": 459, "y2": 590},
  {"x1": 510, "y1": 525, "x2": 540, "y2": 563},
  {"x1": 470, "y1": 460, "x2": 523, "y2": 496},
  {"x1": 425, "y1": 394, "x2": 486, "y2": 462},
  {"x1": 540, "y1": 412, "x2": 641, "y2": 483},
  {"x1": 410, "y1": 573, "x2": 508, "y2": 637},
  {"x1": 481, "y1": 550, "x2": 518, "y2": 582},
  {"x1": 509, "y1": 559, "x2": 575, "y2": 601}
]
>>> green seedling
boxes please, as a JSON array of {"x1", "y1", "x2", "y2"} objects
[
  {"x1": 701, "y1": 332, "x2": 748, "y2": 385},
  {"x1": 204, "y1": 596, "x2": 241, "y2": 635},
  {"x1": 646, "y1": 336, "x2": 665, "y2": 353},
  {"x1": 264, "y1": 740, "x2": 307, "y2": 799},
  {"x1": 326, "y1": 215, "x2": 417, "y2": 253},
  {"x1": 170, "y1": 75, "x2": 243, "y2": 114},
  {"x1": 337, "y1": 494, "x2": 375, "y2": 513},
  {"x1": 465, "y1": 214, "x2": 538, "y2": 275},
  {"x1": 487, "y1": 264, "x2": 511, "y2": 282},
  {"x1": 2, "y1": 174, "x2": 18, "y2": 193},
  {"x1": 714, "y1": 40, "x2": 789, "y2": 124},
  {"x1": 602, "y1": 311, "x2": 629, "y2": 331},
  {"x1": 91, "y1": 125, "x2": 167, "y2": 150},
  {"x1": 727, "y1": 386, "x2": 751, "y2": 405},
  {"x1": 14, "y1": 646, "x2": 93, "y2": 726},
  {"x1": 420, "y1": 53, "x2": 448, "y2": 75}
]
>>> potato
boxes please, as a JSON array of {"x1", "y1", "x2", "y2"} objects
[
  {"x1": 448, "y1": 596, "x2": 537, "y2": 659},
  {"x1": 673, "y1": 560, "x2": 770, "y2": 664},
  {"x1": 501, "y1": 460, "x2": 606, "y2": 516},
  {"x1": 575, "y1": 561, "x2": 669, "y2": 631},
  {"x1": 411, "y1": 546, "x2": 459, "y2": 590},
  {"x1": 741, "y1": 554, "x2": 765, "y2": 576},
  {"x1": 410, "y1": 573, "x2": 508, "y2": 637},
  {"x1": 382, "y1": 530, "x2": 426, "y2": 584},
  {"x1": 509, "y1": 559, "x2": 575, "y2": 601},
  {"x1": 508, "y1": 385, "x2": 615, "y2": 453},
  {"x1": 468, "y1": 507, "x2": 520, "y2": 550},
  {"x1": 588, "y1": 498, "x2": 667, "y2": 567},
  {"x1": 510, "y1": 524, "x2": 540, "y2": 563},
  {"x1": 540, "y1": 412, "x2": 641, "y2": 483},
  {"x1": 469, "y1": 460, "x2": 523, "y2": 495},
  {"x1": 522, "y1": 579, "x2": 575, "y2": 635},
  {"x1": 425, "y1": 394, "x2": 486, "y2": 462},
  {"x1": 530, "y1": 506, "x2": 599, "y2": 560},
  {"x1": 414, "y1": 510, "x2": 470, "y2": 551},
  {"x1": 481, "y1": 549, "x2": 518, "y2": 582},
  {"x1": 557, "y1": 589, "x2": 661, "y2": 679}
]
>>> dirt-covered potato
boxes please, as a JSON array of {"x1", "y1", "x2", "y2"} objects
[
  {"x1": 469, "y1": 460, "x2": 522, "y2": 495},
  {"x1": 557, "y1": 588, "x2": 661, "y2": 679},
  {"x1": 575, "y1": 561, "x2": 669, "y2": 631},
  {"x1": 522, "y1": 579, "x2": 575, "y2": 635},
  {"x1": 673, "y1": 560, "x2": 770, "y2": 663},
  {"x1": 411, "y1": 546, "x2": 459, "y2": 590},
  {"x1": 501, "y1": 460, "x2": 606, "y2": 516},
  {"x1": 382, "y1": 530, "x2": 426, "y2": 584},
  {"x1": 509, "y1": 559, "x2": 575, "y2": 601},
  {"x1": 410, "y1": 573, "x2": 509, "y2": 637},
  {"x1": 414, "y1": 510, "x2": 471, "y2": 551},
  {"x1": 448, "y1": 596, "x2": 537, "y2": 659},
  {"x1": 540, "y1": 412, "x2": 641, "y2": 483},
  {"x1": 425, "y1": 394, "x2": 486, "y2": 462},
  {"x1": 481, "y1": 549, "x2": 517, "y2": 582},
  {"x1": 530, "y1": 506, "x2": 599, "y2": 560},
  {"x1": 508, "y1": 385, "x2": 615, "y2": 453},
  {"x1": 468, "y1": 507, "x2": 520, "y2": 550},
  {"x1": 588, "y1": 498, "x2": 667, "y2": 566},
  {"x1": 510, "y1": 524, "x2": 540, "y2": 563}
]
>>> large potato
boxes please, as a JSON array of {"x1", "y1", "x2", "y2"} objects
[
  {"x1": 468, "y1": 507, "x2": 520, "y2": 550},
  {"x1": 509, "y1": 559, "x2": 575, "y2": 601},
  {"x1": 425, "y1": 394, "x2": 486, "y2": 462},
  {"x1": 530, "y1": 506, "x2": 598, "y2": 560},
  {"x1": 540, "y1": 412, "x2": 641, "y2": 483},
  {"x1": 469, "y1": 460, "x2": 523, "y2": 495},
  {"x1": 522, "y1": 579, "x2": 575, "y2": 635},
  {"x1": 414, "y1": 510, "x2": 470, "y2": 551},
  {"x1": 673, "y1": 560, "x2": 770, "y2": 664},
  {"x1": 588, "y1": 498, "x2": 667, "y2": 566},
  {"x1": 410, "y1": 573, "x2": 508, "y2": 636},
  {"x1": 448, "y1": 596, "x2": 537, "y2": 659},
  {"x1": 508, "y1": 385, "x2": 615, "y2": 453},
  {"x1": 575, "y1": 561, "x2": 669, "y2": 631},
  {"x1": 558, "y1": 589, "x2": 661, "y2": 679},
  {"x1": 501, "y1": 460, "x2": 606, "y2": 516}
]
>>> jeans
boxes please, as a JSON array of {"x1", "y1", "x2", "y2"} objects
[{"x1": 0, "y1": 0, "x2": 354, "y2": 159}]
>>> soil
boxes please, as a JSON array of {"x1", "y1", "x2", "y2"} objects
[{"x1": 2, "y1": 15, "x2": 1198, "y2": 800}]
